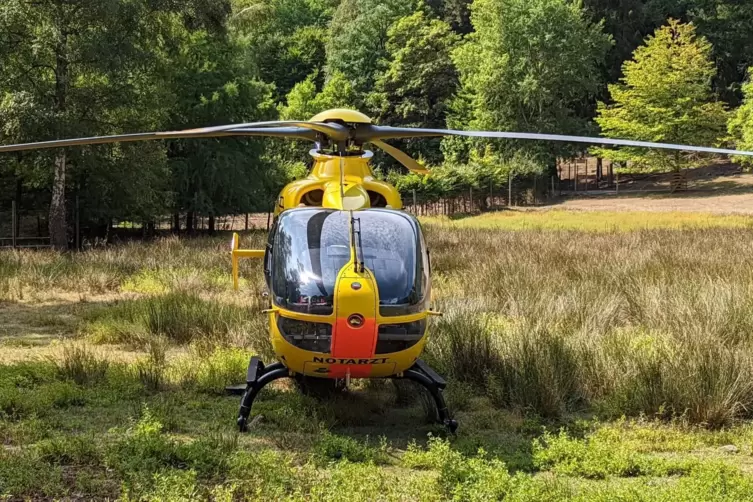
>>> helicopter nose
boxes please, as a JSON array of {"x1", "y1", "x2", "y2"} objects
[{"x1": 330, "y1": 276, "x2": 378, "y2": 378}]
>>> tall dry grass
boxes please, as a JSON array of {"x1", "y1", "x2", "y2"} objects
[
  {"x1": 3, "y1": 217, "x2": 753, "y2": 426},
  {"x1": 425, "y1": 223, "x2": 753, "y2": 426}
]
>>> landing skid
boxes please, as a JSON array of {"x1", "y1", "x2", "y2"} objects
[{"x1": 226, "y1": 357, "x2": 458, "y2": 433}]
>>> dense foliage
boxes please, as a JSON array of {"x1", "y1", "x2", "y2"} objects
[
  {"x1": 2, "y1": 0, "x2": 753, "y2": 245},
  {"x1": 593, "y1": 20, "x2": 728, "y2": 172}
]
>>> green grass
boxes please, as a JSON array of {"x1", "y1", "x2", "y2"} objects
[
  {"x1": 424, "y1": 209, "x2": 753, "y2": 231},
  {"x1": 3, "y1": 210, "x2": 753, "y2": 499}
]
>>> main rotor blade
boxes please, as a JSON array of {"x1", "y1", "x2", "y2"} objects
[
  {"x1": 357, "y1": 125, "x2": 753, "y2": 158},
  {"x1": 191, "y1": 120, "x2": 349, "y2": 140},
  {"x1": 371, "y1": 140, "x2": 429, "y2": 175},
  {"x1": 0, "y1": 126, "x2": 319, "y2": 154}
]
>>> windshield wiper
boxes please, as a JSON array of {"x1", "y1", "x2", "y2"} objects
[{"x1": 350, "y1": 214, "x2": 365, "y2": 273}]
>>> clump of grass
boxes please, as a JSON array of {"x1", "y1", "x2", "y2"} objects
[
  {"x1": 0, "y1": 380, "x2": 85, "y2": 420},
  {"x1": 0, "y1": 449, "x2": 65, "y2": 498},
  {"x1": 36, "y1": 434, "x2": 103, "y2": 467},
  {"x1": 82, "y1": 291, "x2": 265, "y2": 349},
  {"x1": 136, "y1": 337, "x2": 168, "y2": 391},
  {"x1": 54, "y1": 344, "x2": 110, "y2": 386},
  {"x1": 426, "y1": 223, "x2": 753, "y2": 427},
  {"x1": 173, "y1": 347, "x2": 249, "y2": 394}
]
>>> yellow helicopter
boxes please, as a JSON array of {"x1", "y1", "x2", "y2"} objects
[{"x1": 3, "y1": 108, "x2": 753, "y2": 432}]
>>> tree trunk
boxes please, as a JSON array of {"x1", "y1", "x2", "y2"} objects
[
  {"x1": 49, "y1": 27, "x2": 69, "y2": 251},
  {"x1": 186, "y1": 211, "x2": 195, "y2": 234},
  {"x1": 208, "y1": 214, "x2": 215, "y2": 234},
  {"x1": 172, "y1": 213, "x2": 180, "y2": 233},
  {"x1": 49, "y1": 152, "x2": 68, "y2": 250},
  {"x1": 596, "y1": 158, "x2": 603, "y2": 183}
]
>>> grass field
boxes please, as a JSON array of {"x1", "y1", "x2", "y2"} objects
[{"x1": 3, "y1": 210, "x2": 753, "y2": 500}]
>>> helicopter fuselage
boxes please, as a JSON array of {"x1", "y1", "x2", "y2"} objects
[{"x1": 233, "y1": 145, "x2": 435, "y2": 382}]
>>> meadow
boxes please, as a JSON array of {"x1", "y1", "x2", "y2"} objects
[{"x1": 3, "y1": 209, "x2": 753, "y2": 500}]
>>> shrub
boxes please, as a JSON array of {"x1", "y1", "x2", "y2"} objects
[
  {"x1": 533, "y1": 429, "x2": 697, "y2": 479},
  {"x1": 402, "y1": 436, "x2": 512, "y2": 500},
  {"x1": 314, "y1": 431, "x2": 389, "y2": 464}
]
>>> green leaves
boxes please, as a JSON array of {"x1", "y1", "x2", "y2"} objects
[
  {"x1": 728, "y1": 69, "x2": 753, "y2": 169},
  {"x1": 448, "y1": 0, "x2": 612, "y2": 167},
  {"x1": 594, "y1": 20, "x2": 729, "y2": 172},
  {"x1": 368, "y1": 10, "x2": 460, "y2": 166}
]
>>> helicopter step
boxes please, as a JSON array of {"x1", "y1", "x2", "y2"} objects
[{"x1": 228, "y1": 357, "x2": 458, "y2": 433}]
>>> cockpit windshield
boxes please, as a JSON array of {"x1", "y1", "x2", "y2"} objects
[{"x1": 270, "y1": 208, "x2": 429, "y2": 316}]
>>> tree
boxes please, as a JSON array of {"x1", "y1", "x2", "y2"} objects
[
  {"x1": 593, "y1": 20, "x2": 728, "y2": 173},
  {"x1": 582, "y1": 1, "x2": 753, "y2": 105},
  {"x1": 368, "y1": 10, "x2": 460, "y2": 165},
  {"x1": 582, "y1": 0, "x2": 652, "y2": 87},
  {"x1": 447, "y1": 0, "x2": 612, "y2": 170},
  {"x1": 280, "y1": 72, "x2": 359, "y2": 121},
  {"x1": 689, "y1": 1, "x2": 753, "y2": 106},
  {"x1": 326, "y1": 0, "x2": 417, "y2": 96},
  {"x1": 728, "y1": 68, "x2": 753, "y2": 170},
  {"x1": 230, "y1": 0, "x2": 337, "y2": 100},
  {"x1": 277, "y1": 71, "x2": 358, "y2": 168},
  {"x1": 425, "y1": 0, "x2": 474, "y2": 34},
  {"x1": 164, "y1": 30, "x2": 277, "y2": 232},
  {"x1": 0, "y1": 0, "x2": 184, "y2": 248}
]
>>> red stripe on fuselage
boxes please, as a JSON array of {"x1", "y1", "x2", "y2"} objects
[{"x1": 329, "y1": 316, "x2": 377, "y2": 378}]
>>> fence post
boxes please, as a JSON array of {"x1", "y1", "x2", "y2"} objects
[
  {"x1": 551, "y1": 176, "x2": 555, "y2": 199},
  {"x1": 584, "y1": 160, "x2": 588, "y2": 193},
  {"x1": 616, "y1": 170, "x2": 619, "y2": 194},
  {"x1": 75, "y1": 195, "x2": 80, "y2": 251},
  {"x1": 508, "y1": 172, "x2": 513, "y2": 207},
  {"x1": 574, "y1": 162, "x2": 578, "y2": 192},
  {"x1": 245, "y1": 214, "x2": 249, "y2": 231},
  {"x1": 11, "y1": 200, "x2": 17, "y2": 249}
]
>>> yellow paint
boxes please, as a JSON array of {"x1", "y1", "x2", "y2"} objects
[
  {"x1": 231, "y1": 232, "x2": 264, "y2": 291},
  {"x1": 275, "y1": 151, "x2": 402, "y2": 214},
  {"x1": 231, "y1": 108, "x2": 430, "y2": 381},
  {"x1": 266, "y1": 222, "x2": 430, "y2": 378},
  {"x1": 310, "y1": 108, "x2": 372, "y2": 124}
]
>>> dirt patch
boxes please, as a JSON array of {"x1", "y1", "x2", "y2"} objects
[
  {"x1": 553, "y1": 191, "x2": 753, "y2": 215},
  {"x1": 552, "y1": 170, "x2": 753, "y2": 214},
  {"x1": 0, "y1": 294, "x2": 152, "y2": 363}
]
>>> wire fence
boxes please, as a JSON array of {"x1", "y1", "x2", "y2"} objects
[{"x1": 1, "y1": 160, "x2": 743, "y2": 248}]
